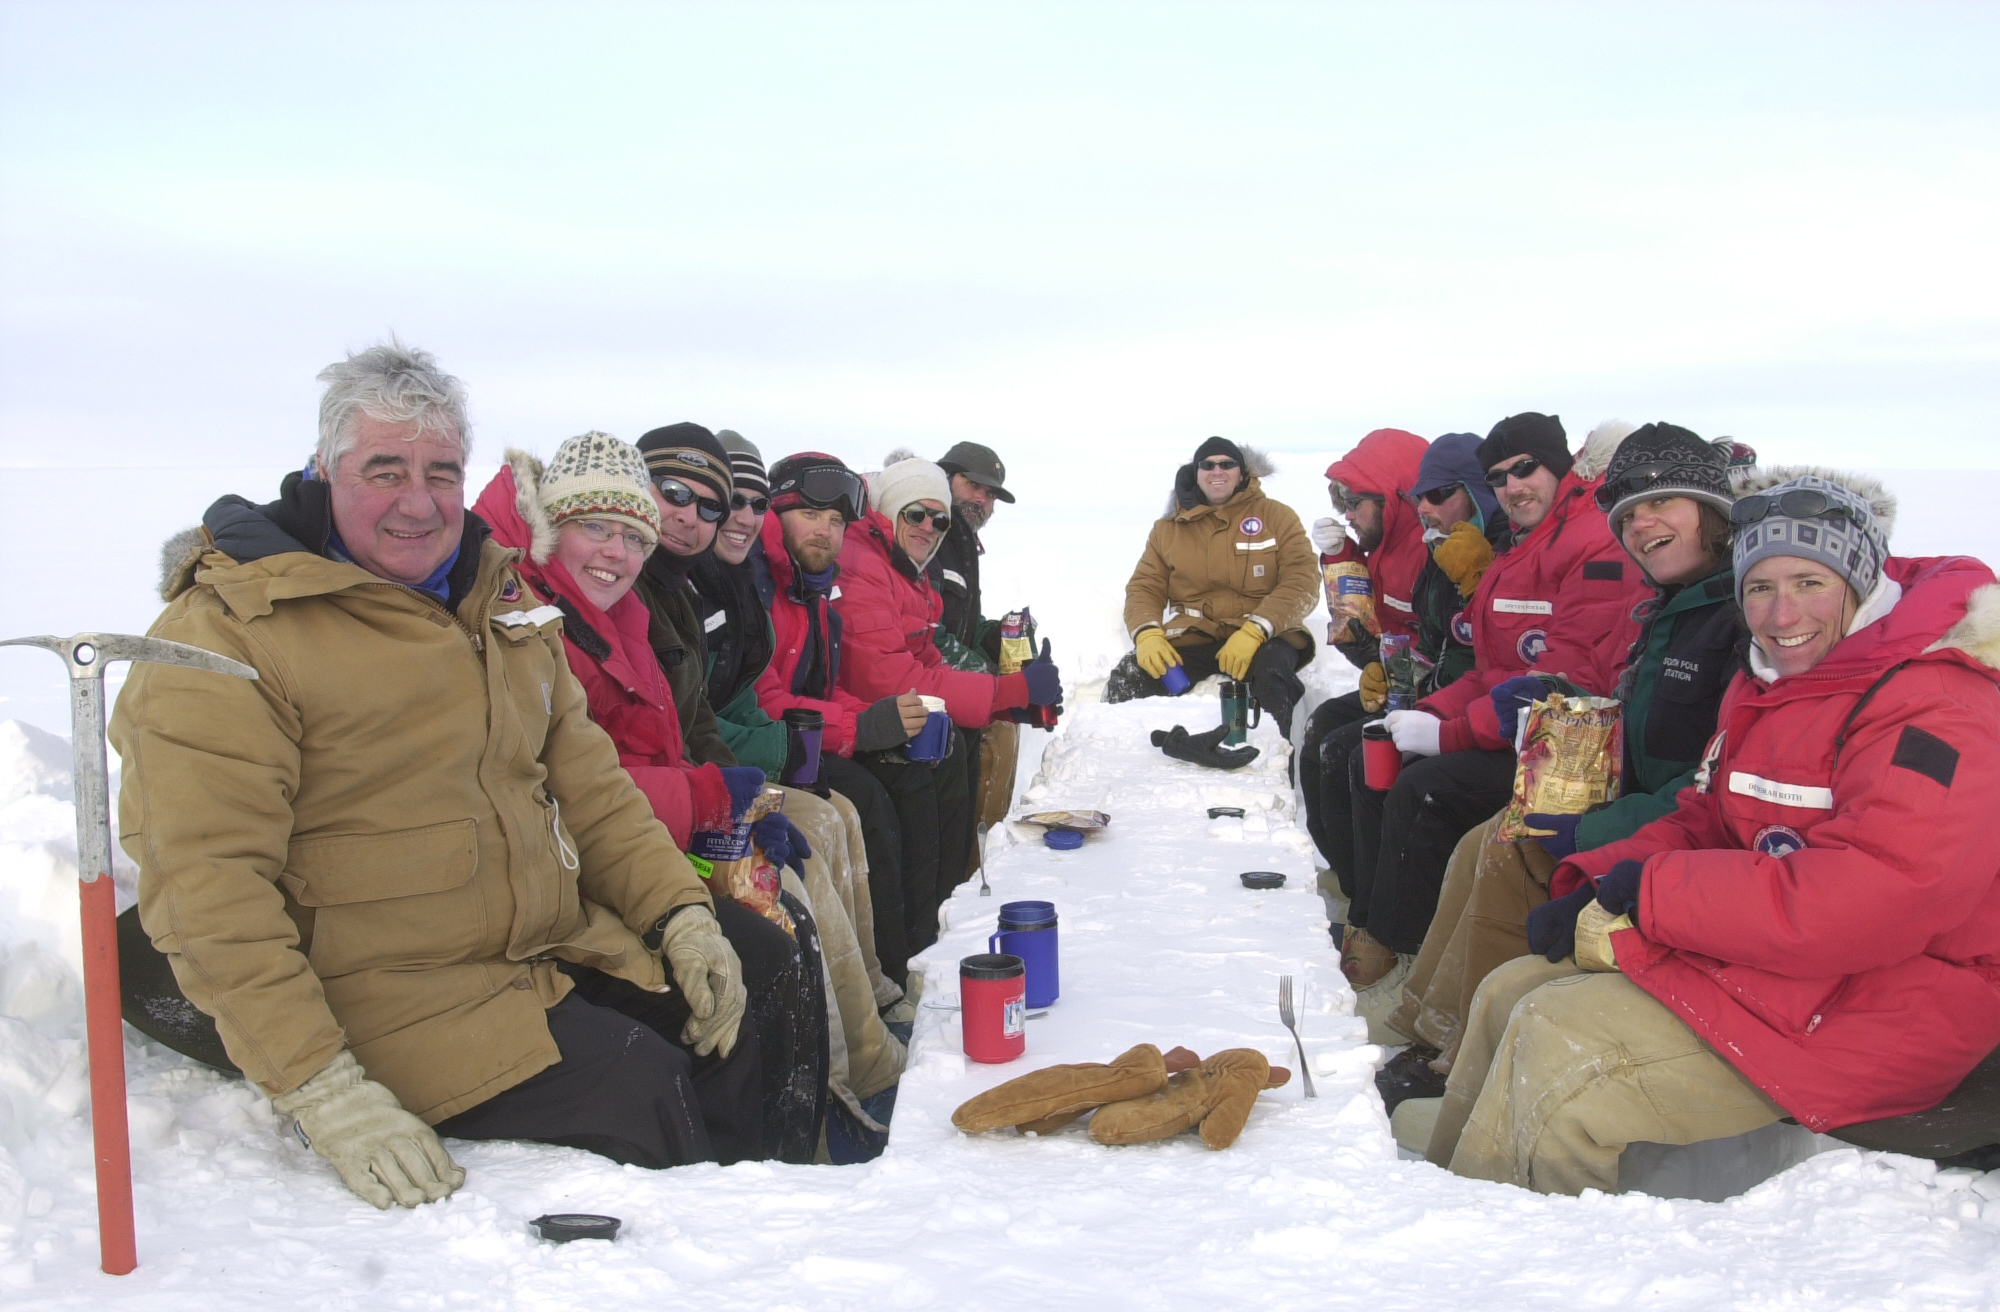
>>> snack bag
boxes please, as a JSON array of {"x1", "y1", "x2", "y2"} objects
[
  {"x1": 1495, "y1": 694, "x2": 1624, "y2": 842},
  {"x1": 1321, "y1": 556, "x2": 1378, "y2": 644},
  {"x1": 998, "y1": 609, "x2": 1058, "y2": 729},
  {"x1": 1378, "y1": 633, "x2": 1433, "y2": 711},
  {"x1": 692, "y1": 787, "x2": 795, "y2": 935}
]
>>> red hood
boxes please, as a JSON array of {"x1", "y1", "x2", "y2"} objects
[{"x1": 1326, "y1": 428, "x2": 1430, "y2": 609}]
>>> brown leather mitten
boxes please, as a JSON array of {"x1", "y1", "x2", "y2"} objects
[
  {"x1": 1088, "y1": 1069, "x2": 1215, "y2": 1145},
  {"x1": 952, "y1": 1043, "x2": 1169, "y2": 1134},
  {"x1": 1196, "y1": 1050, "x2": 1272, "y2": 1150}
]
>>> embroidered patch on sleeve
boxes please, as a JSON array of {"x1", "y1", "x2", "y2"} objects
[
  {"x1": 1891, "y1": 724, "x2": 1959, "y2": 788},
  {"x1": 1583, "y1": 560, "x2": 1624, "y2": 581}
]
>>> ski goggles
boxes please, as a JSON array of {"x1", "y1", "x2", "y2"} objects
[
  {"x1": 1483, "y1": 455, "x2": 1545, "y2": 488},
  {"x1": 1329, "y1": 480, "x2": 1385, "y2": 515},
  {"x1": 772, "y1": 465, "x2": 867, "y2": 523},
  {"x1": 652, "y1": 476, "x2": 727, "y2": 523},
  {"x1": 899, "y1": 506, "x2": 950, "y2": 532},
  {"x1": 1594, "y1": 461, "x2": 1715, "y2": 512},
  {"x1": 1730, "y1": 487, "x2": 1859, "y2": 528}
]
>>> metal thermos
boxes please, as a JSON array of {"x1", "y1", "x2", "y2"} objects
[{"x1": 1220, "y1": 679, "x2": 1261, "y2": 746}]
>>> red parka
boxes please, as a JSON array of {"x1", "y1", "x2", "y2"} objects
[
  {"x1": 474, "y1": 464, "x2": 732, "y2": 846},
  {"x1": 1419, "y1": 436, "x2": 1650, "y2": 753},
  {"x1": 1325, "y1": 429, "x2": 1429, "y2": 642},
  {"x1": 752, "y1": 511, "x2": 874, "y2": 757},
  {"x1": 1555, "y1": 556, "x2": 2000, "y2": 1131},
  {"x1": 832, "y1": 510, "x2": 1031, "y2": 729}
]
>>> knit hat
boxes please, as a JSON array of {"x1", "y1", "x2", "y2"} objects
[
  {"x1": 1596, "y1": 423, "x2": 1739, "y2": 527},
  {"x1": 1193, "y1": 436, "x2": 1247, "y2": 469},
  {"x1": 1476, "y1": 412, "x2": 1572, "y2": 481},
  {"x1": 717, "y1": 429, "x2": 768, "y2": 500},
  {"x1": 866, "y1": 452, "x2": 952, "y2": 521},
  {"x1": 516, "y1": 432, "x2": 660, "y2": 565},
  {"x1": 1732, "y1": 472, "x2": 1890, "y2": 605},
  {"x1": 636, "y1": 422, "x2": 733, "y2": 505},
  {"x1": 1407, "y1": 432, "x2": 1501, "y2": 525},
  {"x1": 769, "y1": 451, "x2": 868, "y2": 522}
]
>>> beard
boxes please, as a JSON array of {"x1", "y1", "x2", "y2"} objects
[{"x1": 953, "y1": 498, "x2": 991, "y2": 531}]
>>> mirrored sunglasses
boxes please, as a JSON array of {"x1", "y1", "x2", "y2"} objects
[
  {"x1": 900, "y1": 506, "x2": 951, "y2": 532},
  {"x1": 1483, "y1": 455, "x2": 1544, "y2": 488},
  {"x1": 1730, "y1": 488, "x2": 1856, "y2": 528},
  {"x1": 653, "y1": 476, "x2": 726, "y2": 523}
]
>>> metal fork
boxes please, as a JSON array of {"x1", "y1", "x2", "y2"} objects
[
  {"x1": 1278, "y1": 975, "x2": 1317, "y2": 1099},
  {"x1": 976, "y1": 823, "x2": 992, "y2": 896}
]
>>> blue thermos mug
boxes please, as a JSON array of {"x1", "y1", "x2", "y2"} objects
[{"x1": 988, "y1": 900, "x2": 1059, "y2": 1008}]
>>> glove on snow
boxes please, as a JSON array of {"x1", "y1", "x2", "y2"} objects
[
  {"x1": 1152, "y1": 724, "x2": 1259, "y2": 771},
  {"x1": 1090, "y1": 1049, "x2": 1288, "y2": 1150},
  {"x1": 271, "y1": 1050, "x2": 464, "y2": 1210},
  {"x1": 1522, "y1": 812, "x2": 1582, "y2": 861},
  {"x1": 1593, "y1": 859, "x2": 1643, "y2": 918},
  {"x1": 1573, "y1": 900, "x2": 1632, "y2": 973},
  {"x1": 751, "y1": 812, "x2": 813, "y2": 877},
  {"x1": 1217, "y1": 623, "x2": 1266, "y2": 680},
  {"x1": 1526, "y1": 884, "x2": 1595, "y2": 963},
  {"x1": 1023, "y1": 638, "x2": 1063, "y2": 705},
  {"x1": 660, "y1": 906, "x2": 748, "y2": 1057},
  {"x1": 1432, "y1": 520, "x2": 1495, "y2": 599},
  {"x1": 1311, "y1": 517, "x2": 1355, "y2": 557},
  {"x1": 1384, "y1": 709, "x2": 1442, "y2": 757},
  {"x1": 1490, "y1": 676, "x2": 1548, "y2": 745},
  {"x1": 1134, "y1": 627, "x2": 1181, "y2": 679},
  {"x1": 1358, "y1": 661, "x2": 1388, "y2": 714},
  {"x1": 951, "y1": 1043, "x2": 1178, "y2": 1134},
  {"x1": 718, "y1": 766, "x2": 767, "y2": 822}
]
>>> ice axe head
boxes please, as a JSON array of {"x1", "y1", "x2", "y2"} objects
[{"x1": 1, "y1": 632, "x2": 258, "y2": 683}]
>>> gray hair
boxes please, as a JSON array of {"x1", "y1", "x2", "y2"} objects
[{"x1": 314, "y1": 338, "x2": 472, "y2": 474}]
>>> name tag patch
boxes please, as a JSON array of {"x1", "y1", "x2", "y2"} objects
[
  {"x1": 1235, "y1": 538, "x2": 1277, "y2": 552},
  {"x1": 1382, "y1": 594, "x2": 1414, "y2": 613},
  {"x1": 492, "y1": 605, "x2": 564, "y2": 630},
  {"x1": 1493, "y1": 598, "x2": 1553, "y2": 615},
  {"x1": 942, "y1": 568, "x2": 966, "y2": 587},
  {"x1": 703, "y1": 610, "x2": 726, "y2": 633},
  {"x1": 1728, "y1": 771, "x2": 1834, "y2": 810}
]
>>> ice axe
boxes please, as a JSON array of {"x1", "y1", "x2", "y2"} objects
[{"x1": 0, "y1": 632, "x2": 256, "y2": 1275}]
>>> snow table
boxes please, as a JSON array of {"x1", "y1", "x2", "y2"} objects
[{"x1": 1824, "y1": 1046, "x2": 2000, "y2": 1171}]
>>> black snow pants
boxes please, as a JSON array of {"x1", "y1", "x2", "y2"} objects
[
  {"x1": 1348, "y1": 747, "x2": 1517, "y2": 955},
  {"x1": 854, "y1": 732, "x2": 973, "y2": 964},
  {"x1": 1299, "y1": 691, "x2": 1375, "y2": 893},
  {"x1": 819, "y1": 751, "x2": 913, "y2": 983},
  {"x1": 1103, "y1": 637, "x2": 1309, "y2": 737}
]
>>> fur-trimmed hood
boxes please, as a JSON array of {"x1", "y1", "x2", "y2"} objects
[
  {"x1": 499, "y1": 447, "x2": 560, "y2": 564},
  {"x1": 1728, "y1": 464, "x2": 1899, "y2": 537},
  {"x1": 1930, "y1": 581, "x2": 2000, "y2": 668},
  {"x1": 1165, "y1": 444, "x2": 1278, "y2": 518}
]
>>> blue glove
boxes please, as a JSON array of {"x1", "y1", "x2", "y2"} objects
[
  {"x1": 1490, "y1": 675, "x2": 1547, "y2": 744},
  {"x1": 718, "y1": 766, "x2": 767, "y2": 822},
  {"x1": 1525, "y1": 885, "x2": 1595, "y2": 963},
  {"x1": 1024, "y1": 638, "x2": 1063, "y2": 706},
  {"x1": 1523, "y1": 812, "x2": 1583, "y2": 861},
  {"x1": 750, "y1": 813, "x2": 812, "y2": 876},
  {"x1": 1594, "y1": 859, "x2": 1644, "y2": 918}
]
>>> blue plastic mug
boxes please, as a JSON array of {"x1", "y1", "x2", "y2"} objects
[
  {"x1": 1160, "y1": 663, "x2": 1192, "y2": 696},
  {"x1": 907, "y1": 697, "x2": 952, "y2": 761},
  {"x1": 988, "y1": 900, "x2": 1059, "y2": 1008}
]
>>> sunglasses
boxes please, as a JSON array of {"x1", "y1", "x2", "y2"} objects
[
  {"x1": 900, "y1": 506, "x2": 951, "y2": 532},
  {"x1": 1199, "y1": 458, "x2": 1240, "y2": 472},
  {"x1": 731, "y1": 492, "x2": 770, "y2": 515},
  {"x1": 1730, "y1": 488, "x2": 1856, "y2": 528},
  {"x1": 1329, "y1": 481, "x2": 1386, "y2": 515},
  {"x1": 1484, "y1": 456, "x2": 1544, "y2": 488},
  {"x1": 1412, "y1": 485, "x2": 1460, "y2": 506},
  {"x1": 1594, "y1": 461, "x2": 1713, "y2": 512},
  {"x1": 653, "y1": 476, "x2": 726, "y2": 523}
]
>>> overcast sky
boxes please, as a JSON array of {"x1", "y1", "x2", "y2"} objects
[{"x1": 2, "y1": 1, "x2": 1995, "y2": 473}]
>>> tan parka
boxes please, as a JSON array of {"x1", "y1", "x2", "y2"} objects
[
  {"x1": 110, "y1": 523, "x2": 712, "y2": 1124},
  {"x1": 1122, "y1": 473, "x2": 1319, "y2": 651}
]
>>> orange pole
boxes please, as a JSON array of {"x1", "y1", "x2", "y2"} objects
[{"x1": 79, "y1": 850, "x2": 137, "y2": 1273}]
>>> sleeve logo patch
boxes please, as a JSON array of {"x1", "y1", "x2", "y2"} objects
[
  {"x1": 1515, "y1": 628, "x2": 1548, "y2": 663},
  {"x1": 1239, "y1": 516, "x2": 1263, "y2": 535},
  {"x1": 1451, "y1": 610, "x2": 1474, "y2": 645},
  {"x1": 498, "y1": 578, "x2": 522, "y2": 603},
  {"x1": 1753, "y1": 824, "x2": 1807, "y2": 857}
]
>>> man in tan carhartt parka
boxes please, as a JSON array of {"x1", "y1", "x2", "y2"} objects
[
  {"x1": 1108, "y1": 437, "x2": 1319, "y2": 733},
  {"x1": 110, "y1": 343, "x2": 772, "y2": 1211}
]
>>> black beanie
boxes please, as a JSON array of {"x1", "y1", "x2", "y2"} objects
[
  {"x1": 1192, "y1": 436, "x2": 1246, "y2": 468},
  {"x1": 1476, "y1": 412, "x2": 1572, "y2": 480},
  {"x1": 637, "y1": 422, "x2": 733, "y2": 504}
]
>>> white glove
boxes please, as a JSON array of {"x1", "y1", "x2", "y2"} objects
[
  {"x1": 271, "y1": 1050, "x2": 464, "y2": 1209},
  {"x1": 1310, "y1": 516, "x2": 1352, "y2": 555},
  {"x1": 1385, "y1": 709, "x2": 1443, "y2": 758},
  {"x1": 660, "y1": 906, "x2": 747, "y2": 1058}
]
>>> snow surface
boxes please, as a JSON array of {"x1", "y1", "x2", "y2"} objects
[{"x1": 3, "y1": 458, "x2": 2000, "y2": 1306}]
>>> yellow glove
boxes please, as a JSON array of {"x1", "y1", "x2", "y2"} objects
[
  {"x1": 1358, "y1": 661, "x2": 1388, "y2": 713},
  {"x1": 1573, "y1": 901, "x2": 1632, "y2": 973},
  {"x1": 1135, "y1": 628, "x2": 1181, "y2": 679},
  {"x1": 1432, "y1": 521, "x2": 1495, "y2": 599},
  {"x1": 1216, "y1": 623, "x2": 1267, "y2": 680}
]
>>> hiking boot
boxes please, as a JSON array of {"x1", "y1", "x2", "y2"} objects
[{"x1": 1375, "y1": 1044, "x2": 1449, "y2": 1114}]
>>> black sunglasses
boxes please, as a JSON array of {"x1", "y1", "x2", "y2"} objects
[
  {"x1": 1199, "y1": 458, "x2": 1240, "y2": 471},
  {"x1": 1594, "y1": 461, "x2": 1715, "y2": 512},
  {"x1": 1414, "y1": 485, "x2": 1459, "y2": 506},
  {"x1": 1730, "y1": 488, "x2": 1856, "y2": 528},
  {"x1": 1484, "y1": 456, "x2": 1544, "y2": 488},
  {"x1": 731, "y1": 492, "x2": 770, "y2": 515},
  {"x1": 900, "y1": 506, "x2": 950, "y2": 532},
  {"x1": 654, "y1": 476, "x2": 726, "y2": 523}
]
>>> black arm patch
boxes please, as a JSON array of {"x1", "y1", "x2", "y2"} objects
[
  {"x1": 1891, "y1": 724, "x2": 1959, "y2": 789},
  {"x1": 1583, "y1": 560, "x2": 1624, "y2": 581}
]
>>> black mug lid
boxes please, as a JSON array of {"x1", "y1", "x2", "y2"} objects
[
  {"x1": 1361, "y1": 721, "x2": 1392, "y2": 739},
  {"x1": 960, "y1": 952, "x2": 1025, "y2": 980},
  {"x1": 782, "y1": 708, "x2": 825, "y2": 728}
]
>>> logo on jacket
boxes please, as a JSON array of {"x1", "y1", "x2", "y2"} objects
[
  {"x1": 1753, "y1": 825, "x2": 1806, "y2": 857},
  {"x1": 1239, "y1": 516, "x2": 1263, "y2": 536},
  {"x1": 1516, "y1": 628, "x2": 1548, "y2": 664},
  {"x1": 1451, "y1": 610, "x2": 1473, "y2": 645},
  {"x1": 499, "y1": 578, "x2": 522, "y2": 603}
]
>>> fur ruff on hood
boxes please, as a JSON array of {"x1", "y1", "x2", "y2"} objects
[
  {"x1": 158, "y1": 525, "x2": 210, "y2": 601},
  {"x1": 1164, "y1": 445, "x2": 1278, "y2": 518},
  {"x1": 1728, "y1": 464, "x2": 1900, "y2": 537},
  {"x1": 501, "y1": 447, "x2": 561, "y2": 564},
  {"x1": 1929, "y1": 582, "x2": 2000, "y2": 667}
]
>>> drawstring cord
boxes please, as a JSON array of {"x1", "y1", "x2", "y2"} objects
[{"x1": 548, "y1": 796, "x2": 579, "y2": 871}]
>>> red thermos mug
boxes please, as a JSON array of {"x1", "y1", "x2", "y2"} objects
[
  {"x1": 960, "y1": 953, "x2": 1026, "y2": 1063},
  {"x1": 1361, "y1": 721, "x2": 1403, "y2": 791}
]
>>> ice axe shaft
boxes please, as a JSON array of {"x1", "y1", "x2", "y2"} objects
[{"x1": 1, "y1": 633, "x2": 256, "y2": 1276}]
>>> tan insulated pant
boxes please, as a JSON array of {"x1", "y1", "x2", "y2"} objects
[
  {"x1": 976, "y1": 719, "x2": 1020, "y2": 830},
  {"x1": 1387, "y1": 812, "x2": 1555, "y2": 1064},
  {"x1": 1427, "y1": 954, "x2": 1784, "y2": 1195}
]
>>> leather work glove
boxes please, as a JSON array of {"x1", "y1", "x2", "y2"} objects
[
  {"x1": 1089, "y1": 1049, "x2": 1289, "y2": 1151},
  {"x1": 751, "y1": 812, "x2": 812, "y2": 877},
  {"x1": 1490, "y1": 675, "x2": 1548, "y2": 745},
  {"x1": 718, "y1": 766, "x2": 767, "y2": 822},
  {"x1": 1216, "y1": 623, "x2": 1266, "y2": 680},
  {"x1": 1384, "y1": 709, "x2": 1442, "y2": 757},
  {"x1": 1525, "y1": 885, "x2": 1596, "y2": 963},
  {"x1": 952, "y1": 1043, "x2": 1174, "y2": 1134},
  {"x1": 659, "y1": 907, "x2": 748, "y2": 1057},
  {"x1": 1358, "y1": 661, "x2": 1388, "y2": 714},
  {"x1": 1573, "y1": 900, "x2": 1633, "y2": 973},
  {"x1": 1432, "y1": 520, "x2": 1495, "y2": 599},
  {"x1": 1023, "y1": 639, "x2": 1063, "y2": 705},
  {"x1": 1522, "y1": 812, "x2": 1583, "y2": 862},
  {"x1": 1134, "y1": 627, "x2": 1181, "y2": 679},
  {"x1": 271, "y1": 1050, "x2": 465, "y2": 1210},
  {"x1": 1152, "y1": 724, "x2": 1259, "y2": 771},
  {"x1": 1593, "y1": 859, "x2": 1644, "y2": 918}
]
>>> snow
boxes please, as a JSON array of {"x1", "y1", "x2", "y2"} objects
[{"x1": 2, "y1": 460, "x2": 2000, "y2": 1306}]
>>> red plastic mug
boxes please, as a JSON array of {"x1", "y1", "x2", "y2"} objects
[
  {"x1": 960, "y1": 953, "x2": 1027, "y2": 1063},
  {"x1": 1361, "y1": 721, "x2": 1402, "y2": 791}
]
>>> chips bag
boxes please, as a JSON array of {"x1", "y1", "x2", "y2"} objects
[
  {"x1": 691, "y1": 787, "x2": 795, "y2": 936},
  {"x1": 1322, "y1": 559, "x2": 1378, "y2": 643},
  {"x1": 1495, "y1": 694, "x2": 1624, "y2": 843}
]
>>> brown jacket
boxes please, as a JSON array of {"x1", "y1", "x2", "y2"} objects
[
  {"x1": 110, "y1": 489, "x2": 711, "y2": 1123},
  {"x1": 1122, "y1": 469, "x2": 1318, "y2": 650}
]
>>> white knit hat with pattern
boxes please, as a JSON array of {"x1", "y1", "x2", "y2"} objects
[{"x1": 510, "y1": 431, "x2": 660, "y2": 564}]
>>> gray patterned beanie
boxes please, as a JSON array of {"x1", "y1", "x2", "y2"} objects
[{"x1": 1732, "y1": 472, "x2": 1888, "y2": 603}]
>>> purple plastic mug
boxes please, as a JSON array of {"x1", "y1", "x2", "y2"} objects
[
  {"x1": 781, "y1": 707, "x2": 823, "y2": 788},
  {"x1": 1160, "y1": 663, "x2": 1192, "y2": 696}
]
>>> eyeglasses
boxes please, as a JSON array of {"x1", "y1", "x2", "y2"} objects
[
  {"x1": 1484, "y1": 456, "x2": 1544, "y2": 488},
  {"x1": 1199, "y1": 458, "x2": 1240, "y2": 472},
  {"x1": 1329, "y1": 481, "x2": 1386, "y2": 515},
  {"x1": 1730, "y1": 488, "x2": 1856, "y2": 528},
  {"x1": 654, "y1": 476, "x2": 726, "y2": 523},
  {"x1": 567, "y1": 518, "x2": 653, "y2": 554},
  {"x1": 900, "y1": 506, "x2": 951, "y2": 532},
  {"x1": 731, "y1": 492, "x2": 770, "y2": 515},
  {"x1": 1594, "y1": 461, "x2": 1712, "y2": 512}
]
